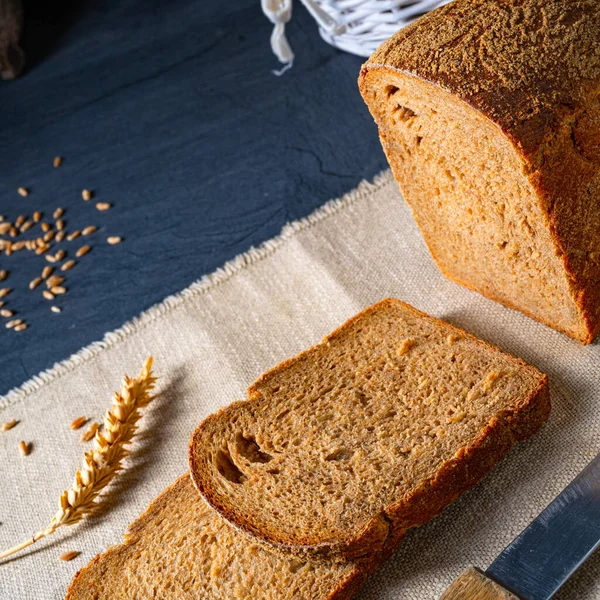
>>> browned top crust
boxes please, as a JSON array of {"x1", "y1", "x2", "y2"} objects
[{"x1": 365, "y1": 0, "x2": 600, "y2": 159}]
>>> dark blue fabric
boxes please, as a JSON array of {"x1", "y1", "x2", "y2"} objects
[{"x1": 0, "y1": 0, "x2": 388, "y2": 395}]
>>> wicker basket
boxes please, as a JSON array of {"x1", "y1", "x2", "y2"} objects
[{"x1": 262, "y1": 0, "x2": 452, "y2": 73}]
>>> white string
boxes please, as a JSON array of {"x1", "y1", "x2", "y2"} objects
[
  {"x1": 261, "y1": 0, "x2": 453, "y2": 73},
  {"x1": 261, "y1": 0, "x2": 295, "y2": 75}
]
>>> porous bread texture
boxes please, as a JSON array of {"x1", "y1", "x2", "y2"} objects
[
  {"x1": 359, "y1": 0, "x2": 600, "y2": 344},
  {"x1": 189, "y1": 299, "x2": 549, "y2": 561},
  {"x1": 66, "y1": 474, "x2": 371, "y2": 600}
]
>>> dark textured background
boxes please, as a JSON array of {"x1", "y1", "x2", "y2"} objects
[{"x1": 0, "y1": 0, "x2": 388, "y2": 395}]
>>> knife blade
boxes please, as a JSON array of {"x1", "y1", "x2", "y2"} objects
[{"x1": 441, "y1": 451, "x2": 600, "y2": 600}]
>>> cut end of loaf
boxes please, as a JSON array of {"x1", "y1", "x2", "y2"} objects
[
  {"x1": 358, "y1": 66, "x2": 594, "y2": 343},
  {"x1": 190, "y1": 299, "x2": 550, "y2": 561}
]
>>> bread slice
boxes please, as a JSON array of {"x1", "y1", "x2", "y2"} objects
[
  {"x1": 359, "y1": 0, "x2": 600, "y2": 344},
  {"x1": 189, "y1": 298, "x2": 549, "y2": 561},
  {"x1": 66, "y1": 474, "x2": 381, "y2": 600}
]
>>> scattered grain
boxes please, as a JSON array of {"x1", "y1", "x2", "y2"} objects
[
  {"x1": 82, "y1": 226, "x2": 96, "y2": 236},
  {"x1": 60, "y1": 551, "x2": 80, "y2": 562},
  {"x1": 0, "y1": 309, "x2": 14, "y2": 317},
  {"x1": 19, "y1": 441, "x2": 30, "y2": 456},
  {"x1": 82, "y1": 189, "x2": 92, "y2": 201},
  {"x1": 1, "y1": 419, "x2": 18, "y2": 431},
  {"x1": 51, "y1": 286, "x2": 67, "y2": 295},
  {"x1": 61, "y1": 260, "x2": 75, "y2": 272},
  {"x1": 47, "y1": 275, "x2": 64, "y2": 288},
  {"x1": 107, "y1": 236, "x2": 122, "y2": 245},
  {"x1": 70, "y1": 416, "x2": 88, "y2": 430},
  {"x1": 96, "y1": 202, "x2": 111, "y2": 211},
  {"x1": 76, "y1": 245, "x2": 90, "y2": 258},
  {"x1": 80, "y1": 422, "x2": 99, "y2": 442},
  {"x1": 17, "y1": 187, "x2": 28, "y2": 197},
  {"x1": 29, "y1": 277, "x2": 42, "y2": 290},
  {"x1": 42, "y1": 290, "x2": 55, "y2": 300}
]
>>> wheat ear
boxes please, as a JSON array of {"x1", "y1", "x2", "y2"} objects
[{"x1": 0, "y1": 357, "x2": 157, "y2": 561}]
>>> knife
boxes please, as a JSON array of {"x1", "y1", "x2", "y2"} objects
[{"x1": 440, "y1": 451, "x2": 600, "y2": 599}]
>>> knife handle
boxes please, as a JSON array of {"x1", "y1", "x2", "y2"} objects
[{"x1": 440, "y1": 568, "x2": 520, "y2": 600}]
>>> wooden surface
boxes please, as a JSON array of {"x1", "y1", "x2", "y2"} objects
[
  {"x1": 441, "y1": 568, "x2": 520, "y2": 600},
  {"x1": 0, "y1": 0, "x2": 388, "y2": 396}
]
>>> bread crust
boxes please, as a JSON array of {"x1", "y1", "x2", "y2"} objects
[
  {"x1": 190, "y1": 298, "x2": 550, "y2": 561},
  {"x1": 359, "y1": 0, "x2": 600, "y2": 344}
]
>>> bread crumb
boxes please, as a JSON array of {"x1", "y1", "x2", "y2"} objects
[{"x1": 396, "y1": 338, "x2": 416, "y2": 356}]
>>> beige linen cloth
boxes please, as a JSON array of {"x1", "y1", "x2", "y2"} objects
[{"x1": 1, "y1": 171, "x2": 599, "y2": 599}]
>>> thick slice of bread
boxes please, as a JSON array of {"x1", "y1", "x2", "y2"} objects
[
  {"x1": 359, "y1": 0, "x2": 600, "y2": 344},
  {"x1": 66, "y1": 474, "x2": 379, "y2": 600},
  {"x1": 189, "y1": 298, "x2": 549, "y2": 561}
]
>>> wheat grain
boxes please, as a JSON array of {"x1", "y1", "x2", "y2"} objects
[
  {"x1": 80, "y1": 422, "x2": 99, "y2": 443},
  {"x1": 67, "y1": 231, "x2": 80, "y2": 241},
  {"x1": 55, "y1": 231, "x2": 66, "y2": 242},
  {"x1": 17, "y1": 187, "x2": 28, "y2": 197},
  {"x1": 51, "y1": 286, "x2": 67, "y2": 295},
  {"x1": 46, "y1": 275, "x2": 64, "y2": 288},
  {"x1": 53, "y1": 156, "x2": 62, "y2": 168},
  {"x1": 45, "y1": 255, "x2": 57, "y2": 264},
  {"x1": 51, "y1": 306, "x2": 62, "y2": 314},
  {"x1": 29, "y1": 278, "x2": 42, "y2": 290},
  {"x1": 55, "y1": 250, "x2": 65, "y2": 261},
  {"x1": 19, "y1": 441, "x2": 30, "y2": 456},
  {"x1": 15, "y1": 215, "x2": 25, "y2": 227},
  {"x1": 0, "y1": 288, "x2": 11, "y2": 298},
  {"x1": 76, "y1": 245, "x2": 90, "y2": 258},
  {"x1": 33, "y1": 211, "x2": 42, "y2": 222},
  {"x1": 82, "y1": 226, "x2": 96, "y2": 236},
  {"x1": 0, "y1": 358, "x2": 157, "y2": 560},
  {"x1": 56, "y1": 219, "x2": 65, "y2": 231},
  {"x1": 6, "y1": 319, "x2": 22, "y2": 329},
  {"x1": 14, "y1": 323, "x2": 27, "y2": 332},
  {"x1": 0, "y1": 270, "x2": 6, "y2": 281},
  {"x1": 1, "y1": 419, "x2": 18, "y2": 431},
  {"x1": 70, "y1": 416, "x2": 88, "y2": 430},
  {"x1": 107, "y1": 236, "x2": 122, "y2": 245},
  {"x1": 43, "y1": 290, "x2": 55, "y2": 301},
  {"x1": 59, "y1": 551, "x2": 80, "y2": 561},
  {"x1": 42, "y1": 266, "x2": 53, "y2": 279},
  {"x1": 61, "y1": 260, "x2": 75, "y2": 272},
  {"x1": 81, "y1": 189, "x2": 92, "y2": 201},
  {"x1": 41, "y1": 223, "x2": 51, "y2": 233},
  {"x1": 0, "y1": 309, "x2": 14, "y2": 317},
  {"x1": 53, "y1": 208, "x2": 64, "y2": 219},
  {"x1": 96, "y1": 202, "x2": 111, "y2": 211}
]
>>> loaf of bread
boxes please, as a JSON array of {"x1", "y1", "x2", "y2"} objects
[
  {"x1": 66, "y1": 474, "x2": 385, "y2": 600},
  {"x1": 359, "y1": 0, "x2": 600, "y2": 344},
  {"x1": 189, "y1": 299, "x2": 549, "y2": 561}
]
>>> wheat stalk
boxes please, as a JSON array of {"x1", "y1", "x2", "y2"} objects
[{"x1": 0, "y1": 357, "x2": 157, "y2": 561}]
